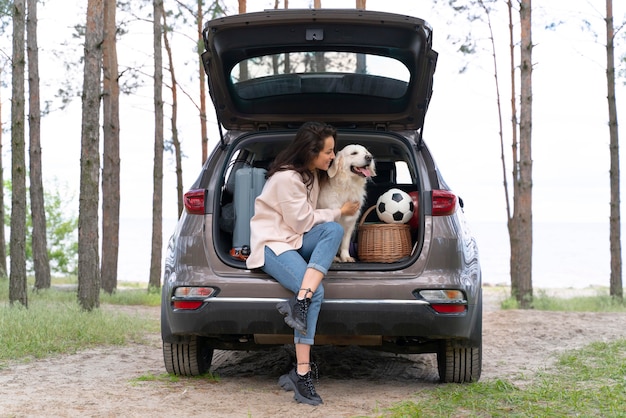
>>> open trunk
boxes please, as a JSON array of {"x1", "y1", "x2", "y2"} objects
[{"x1": 213, "y1": 130, "x2": 426, "y2": 270}]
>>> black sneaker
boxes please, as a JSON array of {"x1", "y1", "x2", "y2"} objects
[
  {"x1": 278, "y1": 367, "x2": 323, "y2": 406},
  {"x1": 276, "y1": 296, "x2": 310, "y2": 334}
]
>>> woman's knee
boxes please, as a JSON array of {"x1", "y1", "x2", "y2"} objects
[
  {"x1": 329, "y1": 221, "x2": 343, "y2": 235},
  {"x1": 324, "y1": 221, "x2": 344, "y2": 242}
]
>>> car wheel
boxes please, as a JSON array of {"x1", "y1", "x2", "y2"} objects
[
  {"x1": 437, "y1": 339, "x2": 482, "y2": 383},
  {"x1": 162, "y1": 336, "x2": 214, "y2": 376}
]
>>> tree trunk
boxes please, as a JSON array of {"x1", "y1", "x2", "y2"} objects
[
  {"x1": 510, "y1": 0, "x2": 533, "y2": 308},
  {"x1": 505, "y1": 0, "x2": 515, "y2": 222},
  {"x1": 78, "y1": 0, "x2": 103, "y2": 311},
  {"x1": 0, "y1": 68, "x2": 7, "y2": 278},
  {"x1": 27, "y1": 0, "x2": 51, "y2": 291},
  {"x1": 149, "y1": 0, "x2": 164, "y2": 291},
  {"x1": 237, "y1": 0, "x2": 249, "y2": 81},
  {"x1": 199, "y1": 0, "x2": 208, "y2": 164},
  {"x1": 605, "y1": 0, "x2": 623, "y2": 300},
  {"x1": 10, "y1": 0, "x2": 28, "y2": 307},
  {"x1": 162, "y1": 9, "x2": 184, "y2": 217},
  {"x1": 101, "y1": 0, "x2": 121, "y2": 294}
]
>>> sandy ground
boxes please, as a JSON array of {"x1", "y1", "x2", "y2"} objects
[{"x1": 1, "y1": 286, "x2": 626, "y2": 418}]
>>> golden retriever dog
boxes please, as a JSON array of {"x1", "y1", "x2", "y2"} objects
[{"x1": 318, "y1": 144, "x2": 376, "y2": 262}]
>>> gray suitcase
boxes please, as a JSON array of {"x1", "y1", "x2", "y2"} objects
[{"x1": 232, "y1": 167, "x2": 267, "y2": 259}]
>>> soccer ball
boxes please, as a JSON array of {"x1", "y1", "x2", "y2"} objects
[{"x1": 376, "y1": 188, "x2": 414, "y2": 224}]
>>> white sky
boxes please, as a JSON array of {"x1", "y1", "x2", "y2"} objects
[
  {"x1": 19, "y1": 0, "x2": 621, "y2": 224},
  {"x1": 1, "y1": 0, "x2": 625, "y2": 284}
]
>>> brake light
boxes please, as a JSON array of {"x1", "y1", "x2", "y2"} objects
[
  {"x1": 172, "y1": 300, "x2": 204, "y2": 310},
  {"x1": 432, "y1": 190, "x2": 457, "y2": 216},
  {"x1": 171, "y1": 286, "x2": 217, "y2": 310},
  {"x1": 418, "y1": 289, "x2": 467, "y2": 314},
  {"x1": 430, "y1": 304, "x2": 467, "y2": 314},
  {"x1": 184, "y1": 189, "x2": 206, "y2": 214}
]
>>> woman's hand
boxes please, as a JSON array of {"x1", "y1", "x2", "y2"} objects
[{"x1": 340, "y1": 201, "x2": 361, "y2": 217}]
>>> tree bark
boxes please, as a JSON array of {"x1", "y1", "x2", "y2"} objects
[
  {"x1": 10, "y1": 0, "x2": 28, "y2": 307},
  {"x1": 101, "y1": 0, "x2": 121, "y2": 294},
  {"x1": 0, "y1": 68, "x2": 7, "y2": 278},
  {"x1": 237, "y1": 0, "x2": 249, "y2": 81},
  {"x1": 605, "y1": 0, "x2": 623, "y2": 300},
  {"x1": 78, "y1": 0, "x2": 103, "y2": 311},
  {"x1": 506, "y1": 0, "x2": 516, "y2": 223},
  {"x1": 510, "y1": 0, "x2": 533, "y2": 308},
  {"x1": 199, "y1": 0, "x2": 208, "y2": 164},
  {"x1": 27, "y1": 0, "x2": 51, "y2": 291},
  {"x1": 149, "y1": 0, "x2": 164, "y2": 290},
  {"x1": 162, "y1": 9, "x2": 184, "y2": 217}
]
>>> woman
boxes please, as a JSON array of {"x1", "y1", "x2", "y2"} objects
[{"x1": 246, "y1": 122, "x2": 360, "y2": 406}]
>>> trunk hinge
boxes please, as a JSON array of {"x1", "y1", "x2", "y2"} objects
[{"x1": 375, "y1": 123, "x2": 387, "y2": 131}]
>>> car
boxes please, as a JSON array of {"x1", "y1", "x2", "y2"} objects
[{"x1": 161, "y1": 8, "x2": 482, "y2": 383}]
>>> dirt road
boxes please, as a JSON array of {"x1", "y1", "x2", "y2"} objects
[{"x1": 2, "y1": 286, "x2": 625, "y2": 417}]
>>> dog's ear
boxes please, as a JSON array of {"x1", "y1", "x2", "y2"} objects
[{"x1": 327, "y1": 153, "x2": 341, "y2": 178}]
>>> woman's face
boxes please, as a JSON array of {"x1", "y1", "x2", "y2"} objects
[{"x1": 310, "y1": 136, "x2": 336, "y2": 172}]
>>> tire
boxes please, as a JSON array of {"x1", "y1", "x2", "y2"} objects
[
  {"x1": 163, "y1": 336, "x2": 214, "y2": 376},
  {"x1": 437, "y1": 339, "x2": 482, "y2": 383}
]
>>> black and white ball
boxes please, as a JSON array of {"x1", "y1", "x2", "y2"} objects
[{"x1": 376, "y1": 188, "x2": 414, "y2": 224}]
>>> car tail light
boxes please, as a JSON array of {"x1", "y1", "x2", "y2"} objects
[
  {"x1": 171, "y1": 286, "x2": 217, "y2": 310},
  {"x1": 418, "y1": 289, "x2": 467, "y2": 314},
  {"x1": 184, "y1": 189, "x2": 206, "y2": 214},
  {"x1": 172, "y1": 300, "x2": 204, "y2": 310},
  {"x1": 430, "y1": 304, "x2": 466, "y2": 314},
  {"x1": 432, "y1": 190, "x2": 457, "y2": 216}
]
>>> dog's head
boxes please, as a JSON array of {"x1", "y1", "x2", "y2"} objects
[{"x1": 328, "y1": 144, "x2": 376, "y2": 179}]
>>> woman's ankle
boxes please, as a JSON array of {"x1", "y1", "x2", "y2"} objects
[
  {"x1": 297, "y1": 287, "x2": 313, "y2": 300},
  {"x1": 296, "y1": 362, "x2": 311, "y2": 375}
]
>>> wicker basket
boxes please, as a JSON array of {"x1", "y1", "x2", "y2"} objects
[{"x1": 357, "y1": 205, "x2": 412, "y2": 263}]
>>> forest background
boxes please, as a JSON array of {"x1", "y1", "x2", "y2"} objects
[{"x1": 0, "y1": 0, "x2": 625, "y2": 291}]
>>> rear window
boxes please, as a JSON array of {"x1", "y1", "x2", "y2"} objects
[{"x1": 230, "y1": 52, "x2": 410, "y2": 100}]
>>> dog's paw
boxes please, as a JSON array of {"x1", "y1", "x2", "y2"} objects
[{"x1": 338, "y1": 253, "x2": 356, "y2": 263}]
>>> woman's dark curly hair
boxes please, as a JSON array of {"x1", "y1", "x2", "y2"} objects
[{"x1": 267, "y1": 122, "x2": 337, "y2": 191}]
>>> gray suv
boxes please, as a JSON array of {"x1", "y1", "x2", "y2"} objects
[{"x1": 161, "y1": 8, "x2": 482, "y2": 383}]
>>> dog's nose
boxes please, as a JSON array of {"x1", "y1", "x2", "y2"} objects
[{"x1": 365, "y1": 155, "x2": 372, "y2": 163}]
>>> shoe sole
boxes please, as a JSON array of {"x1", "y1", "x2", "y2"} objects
[
  {"x1": 278, "y1": 374, "x2": 323, "y2": 406},
  {"x1": 276, "y1": 301, "x2": 307, "y2": 334},
  {"x1": 278, "y1": 373, "x2": 294, "y2": 391}
]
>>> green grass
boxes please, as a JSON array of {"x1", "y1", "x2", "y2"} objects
[
  {"x1": 101, "y1": 286, "x2": 161, "y2": 306},
  {"x1": 381, "y1": 288, "x2": 626, "y2": 417},
  {"x1": 383, "y1": 338, "x2": 626, "y2": 417},
  {"x1": 132, "y1": 371, "x2": 221, "y2": 384},
  {"x1": 1, "y1": 278, "x2": 161, "y2": 306},
  {"x1": 500, "y1": 288, "x2": 626, "y2": 312},
  {"x1": 0, "y1": 278, "x2": 159, "y2": 367},
  {"x1": 3, "y1": 279, "x2": 626, "y2": 415}
]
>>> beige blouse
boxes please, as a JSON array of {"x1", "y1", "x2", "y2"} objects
[{"x1": 246, "y1": 170, "x2": 341, "y2": 269}]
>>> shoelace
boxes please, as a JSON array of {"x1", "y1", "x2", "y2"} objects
[
  {"x1": 296, "y1": 298, "x2": 309, "y2": 320},
  {"x1": 302, "y1": 373, "x2": 318, "y2": 396}
]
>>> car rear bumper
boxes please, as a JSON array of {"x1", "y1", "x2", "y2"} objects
[{"x1": 162, "y1": 295, "x2": 481, "y2": 345}]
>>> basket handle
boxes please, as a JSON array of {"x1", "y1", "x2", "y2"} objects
[{"x1": 358, "y1": 205, "x2": 378, "y2": 227}]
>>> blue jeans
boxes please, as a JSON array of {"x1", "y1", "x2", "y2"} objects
[{"x1": 262, "y1": 221, "x2": 343, "y2": 345}]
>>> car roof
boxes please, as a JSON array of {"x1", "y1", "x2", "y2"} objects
[{"x1": 202, "y1": 9, "x2": 438, "y2": 132}]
